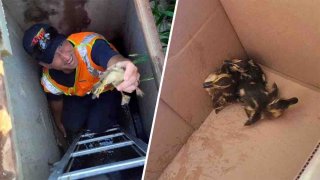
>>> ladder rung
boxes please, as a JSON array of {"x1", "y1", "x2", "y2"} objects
[
  {"x1": 58, "y1": 157, "x2": 145, "y2": 180},
  {"x1": 77, "y1": 132, "x2": 125, "y2": 145},
  {"x1": 81, "y1": 128, "x2": 120, "y2": 138},
  {"x1": 72, "y1": 141, "x2": 134, "y2": 157}
]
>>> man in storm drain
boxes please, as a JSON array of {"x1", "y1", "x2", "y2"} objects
[{"x1": 22, "y1": 23, "x2": 140, "y2": 143}]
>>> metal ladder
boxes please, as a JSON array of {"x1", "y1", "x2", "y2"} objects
[{"x1": 48, "y1": 127, "x2": 147, "y2": 180}]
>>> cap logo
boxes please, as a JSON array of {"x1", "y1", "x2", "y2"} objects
[{"x1": 31, "y1": 28, "x2": 51, "y2": 51}]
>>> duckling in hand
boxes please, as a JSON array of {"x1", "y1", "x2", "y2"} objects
[{"x1": 92, "y1": 66, "x2": 144, "y2": 105}]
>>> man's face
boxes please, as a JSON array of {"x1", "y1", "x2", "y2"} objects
[{"x1": 50, "y1": 40, "x2": 78, "y2": 72}]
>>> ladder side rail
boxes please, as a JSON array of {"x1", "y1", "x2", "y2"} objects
[{"x1": 59, "y1": 157, "x2": 146, "y2": 180}]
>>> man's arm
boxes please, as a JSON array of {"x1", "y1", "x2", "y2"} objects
[
  {"x1": 107, "y1": 54, "x2": 127, "y2": 67},
  {"x1": 91, "y1": 40, "x2": 140, "y2": 93},
  {"x1": 49, "y1": 98, "x2": 66, "y2": 137}
]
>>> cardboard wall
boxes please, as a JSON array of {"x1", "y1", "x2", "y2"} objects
[
  {"x1": 144, "y1": 100, "x2": 194, "y2": 180},
  {"x1": 220, "y1": 0, "x2": 320, "y2": 89},
  {"x1": 146, "y1": 0, "x2": 320, "y2": 179},
  {"x1": 160, "y1": 67, "x2": 320, "y2": 179},
  {"x1": 145, "y1": 0, "x2": 247, "y2": 179},
  {"x1": 150, "y1": 1, "x2": 320, "y2": 179},
  {"x1": 161, "y1": 0, "x2": 247, "y2": 130}
]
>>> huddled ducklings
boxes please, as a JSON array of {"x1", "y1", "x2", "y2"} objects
[
  {"x1": 225, "y1": 59, "x2": 298, "y2": 125},
  {"x1": 224, "y1": 59, "x2": 266, "y2": 84},
  {"x1": 204, "y1": 58, "x2": 298, "y2": 126},
  {"x1": 203, "y1": 63, "x2": 238, "y2": 113}
]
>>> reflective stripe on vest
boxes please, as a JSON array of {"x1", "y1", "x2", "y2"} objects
[
  {"x1": 76, "y1": 33, "x2": 104, "y2": 77},
  {"x1": 41, "y1": 74, "x2": 64, "y2": 95}
]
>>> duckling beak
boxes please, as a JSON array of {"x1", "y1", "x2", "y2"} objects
[
  {"x1": 278, "y1": 97, "x2": 298, "y2": 108},
  {"x1": 203, "y1": 81, "x2": 213, "y2": 88},
  {"x1": 288, "y1": 97, "x2": 298, "y2": 105}
]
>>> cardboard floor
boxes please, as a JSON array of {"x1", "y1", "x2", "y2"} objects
[{"x1": 159, "y1": 68, "x2": 320, "y2": 180}]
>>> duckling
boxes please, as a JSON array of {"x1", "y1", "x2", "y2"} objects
[
  {"x1": 265, "y1": 97, "x2": 298, "y2": 118},
  {"x1": 224, "y1": 59, "x2": 266, "y2": 85},
  {"x1": 267, "y1": 83, "x2": 279, "y2": 101},
  {"x1": 238, "y1": 80, "x2": 270, "y2": 125},
  {"x1": 92, "y1": 66, "x2": 144, "y2": 105},
  {"x1": 240, "y1": 81, "x2": 298, "y2": 125},
  {"x1": 203, "y1": 65, "x2": 238, "y2": 113}
]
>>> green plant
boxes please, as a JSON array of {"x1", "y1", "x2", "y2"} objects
[
  {"x1": 129, "y1": 53, "x2": 154, "y2": 83},
  {"x1": 150, "y1": 0, "x2": 176, "y2": 52}
]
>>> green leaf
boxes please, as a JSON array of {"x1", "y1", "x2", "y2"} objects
[
  {"x1": 159, "y1": 31, "x2": 170, "y2": 36},
  {"x1": 129, "y1": 54, "x2": 149, "y2": 64},
  {"x1": 156, "y1": 14, "x2": 165, "y2": 26},
  {"x1": 159, "y1": 10, "x2": 174, "y2": 17},
  {"x1": 160, "y1": 38, "x2": 169, "y2": 44},
  {"x1": 140, "y1": 76, "x2": 155, "y2": 82},
  {"x1": 166, "y1": 4, "x2": 176, "y2": 12}
]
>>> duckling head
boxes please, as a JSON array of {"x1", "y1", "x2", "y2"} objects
[
  {"x1": 203, "y1": 73, "x2": 233, "y2": 89},
  {"x1": 224, "y1": 59, "x2": 249, "y2": 73},
  {"x1": 203, "y1": 73, "x2": 218, "y2": 88},
  {"x1": 266, "y1": 97, "x2": 298, "y2": 118}
]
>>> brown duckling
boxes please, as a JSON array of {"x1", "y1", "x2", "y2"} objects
[
  {"x1": 203, "y1": 65, "x2": 238, "y2": 113},
  {"x1": 265, "y1": 97, "x2": 298, "y2": 118},
  {"x1": 239, "y1": 81, "x2": 298, "y2": 125},
  {"x1": 238, "y1": 80, "x2": 270, "y2": 125},
  {"x1": 224, "y1": 59, "x2": 266, "y2": 85}
]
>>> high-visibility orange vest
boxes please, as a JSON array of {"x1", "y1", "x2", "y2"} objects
[{"x1": 41, "y1": 32, "x2": 116, "y2": 96}]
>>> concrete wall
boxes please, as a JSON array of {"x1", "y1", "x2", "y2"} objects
[
  {"x1": 2, "y1": 3, "x2": 60, "y2": 179},
  {"x1": 0, "y1": 1, "x2": 161, "y2": 178},
  {"x1": 0, "y1": 0, "x2": 161, "y2": 178},
  {"x1": 122, "y1": 0, "x2": 159, "y2": 139},
  {"x1": 2, "y1": 0, "x2": 158, "y2": 138},
  {"x1": 3, "y1": 0, "x2": 129, "y2": 39}
]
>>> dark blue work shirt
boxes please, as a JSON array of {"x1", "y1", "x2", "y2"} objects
[{"x1": 47, "y1": 39, "x2": 118, "y2": 100}]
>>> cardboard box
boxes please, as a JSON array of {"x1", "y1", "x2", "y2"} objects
[{"x1": 145, "y1": 0, "x2": 320, "y2": 179}]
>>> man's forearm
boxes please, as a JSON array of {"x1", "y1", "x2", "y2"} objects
[{"x1": 107, "y1": 54, "x2": 129, "y2": 68}]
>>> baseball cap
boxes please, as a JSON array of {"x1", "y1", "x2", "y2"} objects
[{"x1": 23, "y1": 23, "x2": 66, "y2": 64}]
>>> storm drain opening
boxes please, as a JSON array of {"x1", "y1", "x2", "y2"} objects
[{"x1": 1, "y1": 0, "x2": 163, "y2": 179}]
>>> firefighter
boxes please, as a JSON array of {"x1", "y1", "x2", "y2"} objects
[{"x1": 22, "y1": 23, "x2": 140, "y2": 142}]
